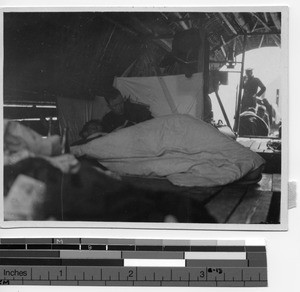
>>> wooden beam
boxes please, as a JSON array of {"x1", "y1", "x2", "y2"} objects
[
  {"x1": 210, "y1": 35, "x2": 239, "y2": 53},
  {"x1": 252, "y1": 13, "x2": 275, "y2": 31},
  {"x1": 219, "y1": 13, "x2": 238, "y2": 35},
  {"x1": 233, "y1": 13, "x2": 251, "y2": 33},
  {"x1": 103, "y1": 14, "x2": 171, "y2": 52},
  {"x1": 121, "y1": 59, "x2": 138, "y2": 77},
  {"x1": 220, "y1": 46, "x2": 227, "y2": 59},
  {"x1": 241, "y1": 31, "x2": 280, "y2": 36},
  {"x1": 101, "y1": 15, "x2": 138, "y2": 37},
  {"x1": 150, "y1": 31, "x2": 279, "y2": 42},
  {"x1": 186, "y1": 13, "x2": 193, "y2": 29},
  {"x1": 251, "y1": 19, "x2": 259, "y2": 32},
  {"x1": 215, "y1": 90, "x2": 233, "y2": 130},
  {"x1": 234, "y1": 35, "x2": 247, "y2": 133},
  {"x1": 259, "y1": 35, "x2": 265, "y2": 48},
  {"x1": 173, "y1": 12, "x2": 189, "y2": 30},
  {"x1": 131, "y1": 16, "x2": 172, "y2": 52},
  {"x1": 251, "y1": 13, "x2": 281, "y2": 46},
  {"x1": 270, "y1": 13, "x2": 281, "y2": 30},
  {"x1": 148, "y1": 33, "x2": 175, "y2": 40}
]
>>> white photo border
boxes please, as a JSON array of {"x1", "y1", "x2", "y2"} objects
[{"x1": 0, "y1": 5, "x2": 289, "y2": 231}]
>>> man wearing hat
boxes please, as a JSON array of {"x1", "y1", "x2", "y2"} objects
[{"x1": 241, "y1": 68, "x2": 266, "y2": 113}]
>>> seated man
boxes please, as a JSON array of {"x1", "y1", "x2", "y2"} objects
[
  {"x1": 102, "y1": 87, "x2": 153, "y2": 133},
  {"x1": 256, "y1": 105, "x2": 270, "y2": 128},
  {"x1": 239, "y1": 107, "x2": 269, "y2": 137}
]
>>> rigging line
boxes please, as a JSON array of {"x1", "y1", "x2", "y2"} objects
[{"x1": 97, "y1": 24, "x2": 117, "y2": 68}]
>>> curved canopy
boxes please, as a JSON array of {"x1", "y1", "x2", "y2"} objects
[{"x1": 4, "y1": 12, "x2": 281, "y2": 103}]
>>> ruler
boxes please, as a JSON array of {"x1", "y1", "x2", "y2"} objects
[{"x1": 0, "y1": 238, "x2": 267, "y2": 287}]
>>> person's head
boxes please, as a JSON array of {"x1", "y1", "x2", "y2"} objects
[
  {"x1": 247, "y1": 107, "x2": 256, "y2": 113},
  {"x1": 79, "y1": 119, "x2": 103, "y2": 139},
  {"x1": 257, "y1": 105, "x2": 266, "y2": 118},
  {"x1": 245, "y1": 68, "x2": 254, "y2": 78},
  {"x1": 105, "y1": 88, "x2": 124, "y2": 115}
]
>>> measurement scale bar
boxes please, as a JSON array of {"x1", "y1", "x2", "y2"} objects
[{"x1": 0, "y1": 238, "x2": 267, "y2": 287}]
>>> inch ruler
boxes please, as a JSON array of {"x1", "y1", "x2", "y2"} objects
[{"x1": 0, "y1": 238, "x2": 267, "y2": 287}]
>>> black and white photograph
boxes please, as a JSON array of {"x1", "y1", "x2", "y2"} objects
[{"x1": 2, "y1": 8, "x2": 287, "y2": 228}]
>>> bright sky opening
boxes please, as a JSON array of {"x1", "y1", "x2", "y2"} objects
[{"x1": 210, "y1": 47, "x2": 281, "y2": 127}]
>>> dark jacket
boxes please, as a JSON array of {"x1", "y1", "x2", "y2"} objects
[
  {"x1": 243, "y1": 76, "x2": 266, "y2": 98},
  {"x1": 102, "y1": 100, "x2": 153, "y2": 133}
]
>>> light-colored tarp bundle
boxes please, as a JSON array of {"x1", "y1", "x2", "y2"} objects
[
  {"x1": 56, "y1": 96, "x2": 110, "y2": 144},
  {"x1": 71, "y1": 114, "x2": 265, "y2": 187},
  {"x1": 114, "y1": 73, "x2": 204, "y2": 119}
]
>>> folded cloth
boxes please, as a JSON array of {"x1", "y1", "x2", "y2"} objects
[{"x1": 71, "y1": 114, "x2": 265, "y2": 187}]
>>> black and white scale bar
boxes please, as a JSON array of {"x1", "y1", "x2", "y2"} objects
[
  {"x1": 0, "y1": 266, "x2": 267, "y2": 287},
  {"x1": 0, "y1": 238, "x2": 267, "y2": 287}
]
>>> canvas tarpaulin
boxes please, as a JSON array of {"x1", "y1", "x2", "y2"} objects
[
  {"x1": 71, "y1": 114, "x2": 265, "y2": 187},
  {"x1": 57, "y1": 96, "x2": 110, "y2": 144},
  {"x1": 114, "y1": 73, "x2": 204, "y2": 119}
]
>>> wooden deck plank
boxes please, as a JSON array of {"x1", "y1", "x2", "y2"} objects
[
  {"x1": 259, "y1": 140, "x2": 268, "y2": 151},
  {"x1": 255, "y1": 174, "x2": 272, "y2": 191},
  {"x1": 247, "y1": 191, "x2": 273, "y2": 224},
  {"x1": 250, "y1": 140, "x2": 262, "y2": 152},
  {"x1": 227, "y1": 190, "x2": 273, "y2": 224},
  {"x1": 205, "y1": 185, "x2": 248, "y2": 223},
  {"x1": 263, "y1": 148, "x2": 274, "y2": 153},
  {"x1": 227, "y1": 174, "x2": 274, "y2": 224},
  {"x1": 272, "y1": 174, "x2": 281, "y2": 192},
  {"x1": 237, "y1": 139, "x2": 256, "y2": 149}
]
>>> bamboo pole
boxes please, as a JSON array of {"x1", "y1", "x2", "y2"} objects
[{"x1": 233, "y1": 35, "x2": 247, "y2": 133}]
